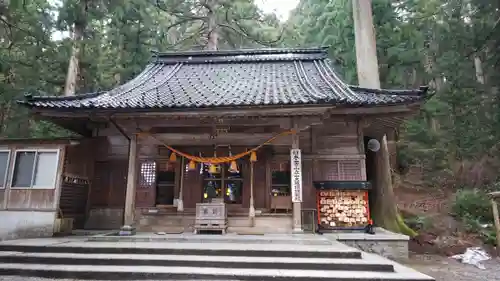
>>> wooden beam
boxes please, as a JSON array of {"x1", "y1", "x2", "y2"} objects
[
  {"x1": 114, "y1": 116, "x2": 325, "y2": 131},
  {"x1": 490, "y1": 198, "x2": 500, "y2": 255},
  {"x1": 35, "y1": 106, "x2": 331, "y2": 119},
  {"x1": 137, "y1": 133, "x2": 299, "y2": 146},
  {"x1": 291, "y1": 117, "x2": 302, "y2": 232},
  {"x1": 33, "y1": 103, "x2": 421, "y2": 120}
]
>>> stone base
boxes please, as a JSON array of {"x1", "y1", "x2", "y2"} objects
[
  {"x1": 85, "y1": 208, "x2": 123, "y2": 230},
  {"x1": 0, "y1": 211, "x2": 56, "y2": 241},
  {"x1": 325, "y1": 228, "x2": 410, "y2": 261},
  {"x1": 118, "y1": 225, "x2": 136, "y2": 236}
]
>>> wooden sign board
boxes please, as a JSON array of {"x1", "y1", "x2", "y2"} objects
[{"x1": 290, "y1": 148, "x2": 302, "y2": 203}]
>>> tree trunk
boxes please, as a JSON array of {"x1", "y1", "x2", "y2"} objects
[
  {"x1": 474, "y1": 56, "x2": 485, "y2": 85},
  {"x1": 371, "y1": 135, "x2": 416, "y2": 236},
  {"x1": 64, "y1": 23, "x2": 84, "y2": 96},
  {"x1": 206, "y1": 0, "x2": 218, "y2": 50},
  {"x1": 352, "y1": 0, "x2": 380, "y2": 88},
  {"x1": 114, "y1": 33, "x2": 124, "y2": 86},
  {"x1": 352, "y1": 0, "x2": 415, "y2": 236}
]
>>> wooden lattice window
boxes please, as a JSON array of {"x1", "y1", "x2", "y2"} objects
[
  {"x1": 339, "y1": 160, "x2": 362, "y2": 181},
  {"x1": 320, "y1": 161, "x2": 340, "y2": 181},
  {"x1": 139, "y1": 161, "x2": 157, "y2": 188},
  {"x1": 319, "y1": 160, "x2": 364, "y2": 181}
]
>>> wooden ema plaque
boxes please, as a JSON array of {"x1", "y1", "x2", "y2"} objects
[{"x1": 314, "y1": 181, "x2": 372, "y2": 230}]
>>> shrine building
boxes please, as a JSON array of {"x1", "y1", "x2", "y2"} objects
[{"x1": 0, "y1": 47, "x2": 429, "y2": 238}]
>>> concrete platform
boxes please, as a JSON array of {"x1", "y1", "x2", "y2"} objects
[
  {"x1": 86, "y1": 228, "x2": 410, "y2": 260},
  {"x1": 0, "y1": 239, "x2": 361, "y2": 259},
  {"x1": 324, "y1": 228, "x2": 410, "y2": 260},
  {"x1": 88, "y1": 232, "x2": 334, "y2": 245},
  {"x1": 0, "y1": 236, "x2": 434, "y2": 281}
]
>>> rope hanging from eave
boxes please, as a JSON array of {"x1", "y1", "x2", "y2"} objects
[{"x1": 136, "y1": 130, "x2": 295, "y2": 164}]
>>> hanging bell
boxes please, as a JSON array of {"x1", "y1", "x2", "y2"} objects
[
  {"x1": 250, "y1": 151, "x2": 257, "y2": 162},
  {"x1": 229, "y1": 160, "x2": 239, "y2": 173},
  {"x1": 169, "y1": 152, "x2": 177, "y2": 162},
  {"x1": 188, "y1": 160, "x2": 196, "y2": 171}
]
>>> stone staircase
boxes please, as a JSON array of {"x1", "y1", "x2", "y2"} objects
[{"x1": 0, "y1": 235, "x2": 434, "y2": 281}]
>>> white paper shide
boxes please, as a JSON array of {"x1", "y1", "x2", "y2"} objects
[{"x1": 290, "y1": 148, "x2": 302, "y2": 203}]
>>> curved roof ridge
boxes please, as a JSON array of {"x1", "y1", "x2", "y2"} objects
[
  {"x1": 23, "y1": 91, "x2": 104, "y2": 102},
  {"x1": 154, "y1": 47, "x2": 329, "y2": 58},
  {"x1": 348, "y1": 85, "x2": 429, "y2": 96}
]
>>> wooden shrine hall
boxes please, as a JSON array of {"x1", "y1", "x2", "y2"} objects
[{"x1": 1, "y1": 47, "x2": 429, "y2": 237}]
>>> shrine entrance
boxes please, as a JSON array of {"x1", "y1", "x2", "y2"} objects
[{"x1": 202, "y1": 162, "x2": 244, "y2": 205}]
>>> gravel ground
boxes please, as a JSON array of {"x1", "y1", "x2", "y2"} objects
[
  {"x1": 406, "y1": 254, "x2": 500, "y2": 281},
  {"x1": 0, "y1": 255, "x2": 499, "y2": 281}
]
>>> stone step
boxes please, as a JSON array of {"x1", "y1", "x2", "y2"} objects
[
  {"x1": 0, "y1": 263, "x2": 435, "y2": 281},
  {"x1": 88, "y1": 233, "x2": 334, "y2": 245},
  {"x1": 0, "y1": 238, "x2": 434, "y2": 281},
  {"x1": 0, "y1": 240, "x2": 362, "y2": 259},
  {"x1": 0, "y1": 252, "x2": 395, "y2": 272}
]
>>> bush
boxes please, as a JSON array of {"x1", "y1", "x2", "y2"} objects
[
  {"x1": 451, "y1": 189, "x2": 498, "y2": 246},
  {"x1": 451, "y1": 189, "x2": 493, "y2": 224},
  {"x1": 404, "y1": 215, "x2": 433, "y2": 232}
]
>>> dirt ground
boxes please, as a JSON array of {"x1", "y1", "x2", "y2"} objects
[
  {"x1": 406, "y1": 254, "x2": 500, "y2": 281},
  {"x1": 394, "y1": 180, "x2": 500, "y2": 281},
  {"x1": 394, "y1": 183, "x2": 497, "y2": 257}
]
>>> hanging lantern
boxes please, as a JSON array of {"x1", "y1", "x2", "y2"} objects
[
  {"x1": 228, "y1": 160, "x2": 239, "y2": 173},
  {"x1": 227, "y1": 145, "x2": 239, "y2": 173},
  {"x1": 250, "y1": 151, "x2": 257, "y2": 162},
  {"x1": 209, "y1": 164, "x2": 218, "y2": 174},
  {"x1": 169, "y1": 152, "x2": 177, "y2": 162},
  {"x1": 188, "y1": 160, "x2": 196, "y2": 171}
]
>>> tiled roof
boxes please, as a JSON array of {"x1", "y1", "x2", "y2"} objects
[{"x1": 19, "y1": 47, "x2": 429, "y2": 111}]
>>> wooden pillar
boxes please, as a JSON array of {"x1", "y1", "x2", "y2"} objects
[
  {"x1": 123, "y1": 134, "x2": 138, "y2": 226},
  {"x1": 249, "y1": 161, "x2": 256, "y2": 226},
  {"x1": 177, "y1": 156, "x2": 185, "y2": 212},
  {"x1": 489, "y1": 194, "x2": 500, "y2": 255},
  {"x1": 291, "y1": 120, "x2": 302, "y2": 232}
]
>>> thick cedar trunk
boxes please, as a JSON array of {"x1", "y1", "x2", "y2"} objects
[
  {"x1": 114, "y1": 34, "x2": 124, "y2": 85},
  {"x1": 206, "y1": 0, "x2": 218, "y2": 50},
  {"x1": 353, "y1": 0, "x2": 415, "y2": 236},
  {"x1": 372, "y1": 136, "x2": 398, "y2": 230},
  {"x1": 352, "y1": 0, "x2": 380, "y2": 88},
  {"x1": 64, "y1": 23, "x2": 84, "y2": 96}
]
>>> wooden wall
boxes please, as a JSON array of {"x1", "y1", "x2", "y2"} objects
[
  {"x1": 91, "y1": 118, "x2": 367, "y2": 215},
  {"x1": 0, "y1": 143, "x2": 66, "y2": 211}
]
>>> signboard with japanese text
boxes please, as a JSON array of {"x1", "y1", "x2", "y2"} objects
[{"x1": 290, "y1": 148, "x2": 302, "y2": 203}]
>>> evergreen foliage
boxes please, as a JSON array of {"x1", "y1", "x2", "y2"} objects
[{"x1": 1, "y1": 0, "x2": 499, "y2": 190}]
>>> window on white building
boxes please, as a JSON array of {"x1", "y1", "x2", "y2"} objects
[
  {"x1": 0, "y1": 150, "x2": 10, "y2": 188},
  {"x1": 11, "y1": 150, "x2": 60, "y2": 189}
]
